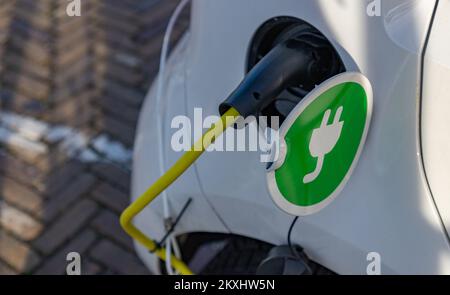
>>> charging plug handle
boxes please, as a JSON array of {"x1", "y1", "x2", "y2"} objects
[{"x1": 219, "y1": 36, "x2": 334, "y2": 118}]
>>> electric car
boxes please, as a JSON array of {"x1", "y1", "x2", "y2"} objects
[{"x1": 130, "y1": 0, "x2": 450, "y2": 274}]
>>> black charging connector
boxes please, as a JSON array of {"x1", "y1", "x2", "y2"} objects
[{"x1": 219, "y1": 34, "x2": 339, "y2": 119}]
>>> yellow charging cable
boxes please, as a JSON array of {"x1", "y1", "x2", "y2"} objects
[{"x1": 120, "y1": 107, "x2": 240, "y2": 275}]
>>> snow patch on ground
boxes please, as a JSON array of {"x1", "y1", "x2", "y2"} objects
[
  {"x1": 0, "y1": 126, "x2": 48, "y2": 159},
  {"x1": 91, "y1": 134, "x2": 132, "y2": 164},
  {"x1": 0, "y1": 111, "x2": 49, "y2": 141},
  {"x1": 0, "y1": 111, "x2": 132, "y2": 167}
]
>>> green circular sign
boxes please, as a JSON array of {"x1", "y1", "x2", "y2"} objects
[{"x1": 267, "y1": 72, "x2": 373, "y2": 216}]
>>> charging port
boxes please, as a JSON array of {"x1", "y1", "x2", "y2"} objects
[{"x1": 247, "y1": 17, "x2": 345, "y2": 126}]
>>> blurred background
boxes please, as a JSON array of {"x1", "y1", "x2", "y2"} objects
[{"x1": 0, "y1": 0, "x2": 189, "y2": 274}]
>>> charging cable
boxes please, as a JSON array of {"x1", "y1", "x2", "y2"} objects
[
  {"x1": 120, "y1": 107, "x2": 240, "y2": 275},
  {"x1": 155, "y1": 0, "x2": 191, "y2": 275}
]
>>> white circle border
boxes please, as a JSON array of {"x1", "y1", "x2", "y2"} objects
[{"x1": 266, "y1": 72, "x2": 373, "y2": 216}]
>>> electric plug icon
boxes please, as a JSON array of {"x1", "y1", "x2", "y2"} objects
[{"x1": 303, "y1": 106, "x2": 344, "y2": 184}]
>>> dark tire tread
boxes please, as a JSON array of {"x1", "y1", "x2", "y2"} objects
[{"x1": 201, "y1": 236, "x2": 273, "y2": 275}]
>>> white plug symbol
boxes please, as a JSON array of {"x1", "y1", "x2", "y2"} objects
[{"x1": 303, "y1": 106, "x2": 344, "y2": 184}]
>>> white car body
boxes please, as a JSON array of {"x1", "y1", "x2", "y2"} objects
[{"x1": 131, "y1": 0, "x2": 450, "y2": 274}]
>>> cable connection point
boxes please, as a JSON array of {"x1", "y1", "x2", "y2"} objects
[{"x1": 219, "y1": 36, "x2": 335, "y2": 119}]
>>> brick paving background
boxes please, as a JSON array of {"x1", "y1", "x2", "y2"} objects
[{"x1": 0, "y1": 0, "x2": 189, "y2": 275}]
